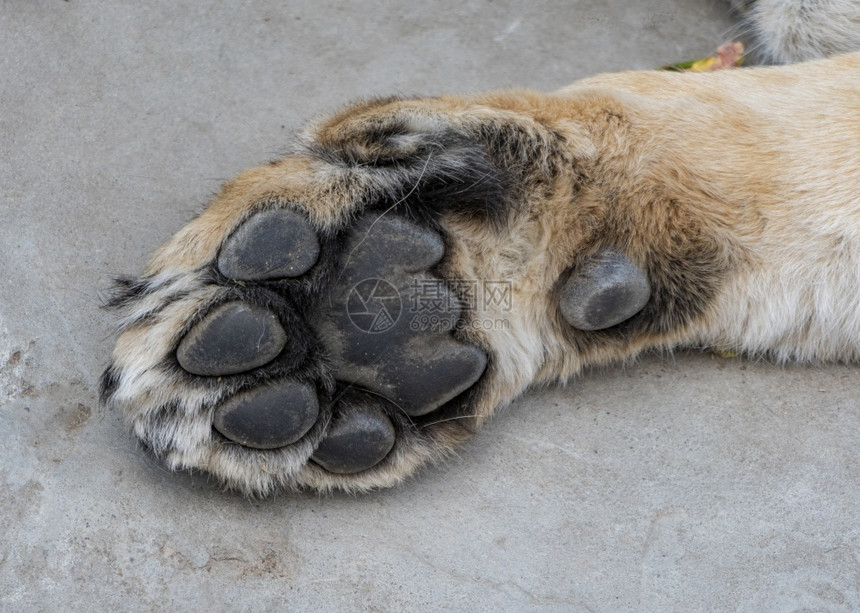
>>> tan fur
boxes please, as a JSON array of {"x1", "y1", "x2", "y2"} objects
[{"x1": 107, "y1": 52, "x2": 860, "y2": 494}]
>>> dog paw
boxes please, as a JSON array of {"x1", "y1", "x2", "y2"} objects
[
  {"x1": 102, "y1": 96, "x2": 666, "y2": 494},
  {"x1": 103, "y1": 202, "x2": 495, "y2": 493}
]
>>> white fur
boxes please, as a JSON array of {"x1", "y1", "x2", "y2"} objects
[{"x1": 736, "y1": 0, "x2": 860, "y2": 63}]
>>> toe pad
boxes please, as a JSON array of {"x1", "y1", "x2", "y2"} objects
[
  {"x1": 177, "y1": 302, "x2": 286, "y2": 376},
  {"x1": 214, "y1": 380, "x2": 319, "y2": 449},
  {"x1": 218, "y1": 209, "x2": 320, "y2": 280},
  {"x1": 311, "y1": 395, "x2": 396, "y2": 474}
]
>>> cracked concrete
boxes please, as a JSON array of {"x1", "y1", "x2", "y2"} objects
[{"x1": 2, "y1": 1, "x2": 858, "y2": 611}]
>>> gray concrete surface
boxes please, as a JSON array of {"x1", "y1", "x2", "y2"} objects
[{"x1": 1, "y1": 1, "x2": 858, "y2": 611}]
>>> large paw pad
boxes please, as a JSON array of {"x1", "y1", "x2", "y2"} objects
[{"x1": 314, "y1": 215, "x2": 488, "y2": 417}]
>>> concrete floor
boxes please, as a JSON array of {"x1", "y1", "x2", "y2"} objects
[{"x1": 2, "y1": 1, "x2": 858, "y2": 611}]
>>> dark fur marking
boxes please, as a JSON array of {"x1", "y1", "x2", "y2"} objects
[
  {"x1": 307, "y1": 107, "x2": 571, "y2": 230},
  {"x1": 376, "y1": 135, "x2": 511, "y2": 226},
  {"x1": 103, "y1": 276, "x2": 156, "y2": 309},
  {"x1": 639, "y1": 243, "x2": 726, "y2": 333},
  {"x1": 99, "y1": 364, "x2": 121, "y2": 404}
]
